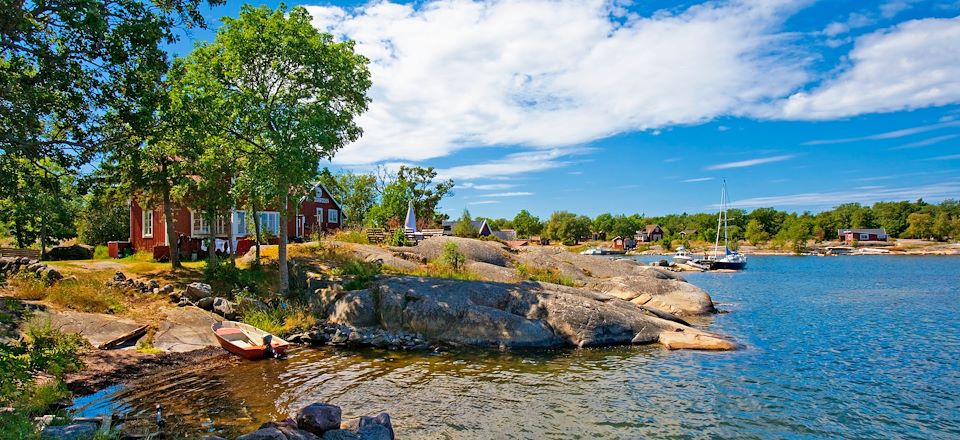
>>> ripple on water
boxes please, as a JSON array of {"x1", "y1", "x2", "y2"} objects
[{"x1": 71, "y1": 256, "x2": 960, "y2": 439}]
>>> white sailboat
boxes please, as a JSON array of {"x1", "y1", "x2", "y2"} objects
[{"x1": 703, "y1": 180, "x2": 747, "y2": 270}]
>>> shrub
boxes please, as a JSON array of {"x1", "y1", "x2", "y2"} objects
[
  {"x1": 23, "y1": 321, "x2": 85, "y2": 376},
  {"x1": 241, "y1": 303, "x2": 317, "y2": 336},
  {"x1": 331, "y1": 229, "x2": 369, "y2": 245},
  {"x1": 437, "y1": 242, "x2": 465, "y2": 271},
  {"x1": 390, "y1": 228, "x2": 407, "y2": 246},
  {"x1": 515, "y1": 263, "x2": 575, "y2": 287},
  {"x1": 92, "y1": 245, "x2": 110, "y2": 260},
  {"x1": 333, "y1": 259, "x2": 381, "y2": 290}
]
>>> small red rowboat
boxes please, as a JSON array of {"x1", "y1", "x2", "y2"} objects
[{"x1": 212, "y1": 321, "x2": 289, "y2": 360}]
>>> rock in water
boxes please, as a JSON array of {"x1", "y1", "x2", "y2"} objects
[
  {"x1": 589, "y1": 272, "x2": 716, "y2": 316},
  {"x1": 321, "y1": 430, "x2": 361, "y2": 440},
  {"x1": 235, "y1": 427, "x2": 289, "y2": 440},
  {"x1": 297, "y1": 403, "x2": 343, "y2": 435},
  {"x1": 358, "y1": 413, "x2": 394, "y2": 440},
  {"x1": 40, "y1": 423, "x2": 97, "y2": 440},
  {"x1": 342, "y1": 276, "x2": 734, "y2": 350},
  {"x1": 185, "y1": 282, "x2": 213, "y2": 301}
]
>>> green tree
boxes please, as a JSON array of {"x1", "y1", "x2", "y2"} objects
[
  {"x1": 872, "y1": 201, "x2": 916, "y2": 238},
  {"x1": 318, "y1": 169, "x2": 377, "y2": 227},
  {"x1": 453, "y1": 210, "x2": 479, "y2": 237},
  {"x1": 775, "y1": 215, "x2": 813, "y2": 254},
  {"x1": 932, "y1": 211, "x2": 952, "y2": 241},
  {"x1": 367, "y1": 179, "x2": 413, "y2": 228},
  {"x1": 592, "y1": 213, "x2": 615, "y2": 236},
  {"x1": 1, "y1": 0, "x2": 222, "y2": 172},
  {"x1": 513, "y1": 210, "x2": 543, "y2": 238},
  {"x1": 175, "y1": 5, "x2": 371, "y2": 294},
  {"x1": 544, "y1": 211, "x2": 591, "y2": 244},
  {"x1": 748, "y1": 207, "x2": 786, "y2": 236},
  {"x1": 75, "y1": 189, "x2": 129, "y2": 246},
  {"x1": 0, "y1": 157, "x2": 78, "y2": 254},
  {"x1": 904, "y1": 212, "x2": 934, "y2": 239},
  {"x1": 397, "y1": 166, "x2": 454, "y2": 226}
]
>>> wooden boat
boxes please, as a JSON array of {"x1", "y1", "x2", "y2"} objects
[{"x1": 212, "y1": 321, "x2": 289, "y2": 360}]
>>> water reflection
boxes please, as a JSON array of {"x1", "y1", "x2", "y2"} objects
[{"x1": 72, "y1": 257, "x2": 960, "y2": 439}]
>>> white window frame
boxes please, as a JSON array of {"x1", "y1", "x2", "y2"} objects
[
  {"x1": 258, "y1": 211, "x2": 280, "y2": 236},
  {"x1": 328, "y1": 209, "x2": 339, "y2": 224},
  {"x1": 316, "y1": 207, "x2": 324, "y2": 224},
  {"x1": 233, "y1": 211, "x2": 247, "y2": 237},
  {"x1": 191, "y1": 210, "x2": 210, "y2": 236},
  {"x1": 142, "y1": 209, "x2": 154, "y2": 238}
]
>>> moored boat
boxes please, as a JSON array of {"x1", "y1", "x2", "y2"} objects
[
  {"x1": 212, "y1": 320, "x2": 289, "y2": 360},
  {"x1": 695, "y1": 180, "x2": 746, "y2": 271},
  {"x1": 672, "y1": 246, "x2": 693, "y2": 264}
]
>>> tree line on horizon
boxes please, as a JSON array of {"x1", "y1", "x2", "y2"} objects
[{"x1": 458, "y1": 199, "x2": 960, "y2": 250}]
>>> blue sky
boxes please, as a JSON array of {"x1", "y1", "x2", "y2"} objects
[{"x1": 169, "y1": 0, "x2": 960, "y2": 219}]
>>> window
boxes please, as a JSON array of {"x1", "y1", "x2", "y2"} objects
[
  {"x1": 316, "y1": 207, "x2": 324, "y2": 224},
  {"x1": 258, "y1": 212, "x2": 280, "y2": 236},
  {"x1": 859, "y1": 233, "x2": 870, "y2": 240},
  {"x1": 215, "y1": 215, "x2": 229, "y2": 236},
  {"x1": 316, "y1": 188, "x2": 330, "y2": 203},
  {"x1": 328, "y1": 209, "x2": 339, "y2": 224},
  {"x1": 191, "y1": 211, "x2": 210, "y2": 236},
  {"x1": 234, "y1": 211, "x2": 247, "y2": 236},
  {"x1": 142, "y1": 209, "x2": 154, "y2": 238}
]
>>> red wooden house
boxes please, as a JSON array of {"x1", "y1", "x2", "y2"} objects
[
  {"x1": 838, "y1": 228, "x2": 888, "y2": 242},
  {"x1": 127, "y1": 183, "x2": 344, "y2": 260}
]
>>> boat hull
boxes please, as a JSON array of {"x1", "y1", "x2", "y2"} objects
[
  {"x1": 705, "y1": 260, "x2": 747, "y2": 271},
  {"x1": 212, "y1": 321, "x2": 289, "y2": 360}
]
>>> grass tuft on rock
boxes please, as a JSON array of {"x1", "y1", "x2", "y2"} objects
[
  {"x1": 242, "y1": 304, "x2": 317, "y2": 337},
  {"x1": 9, "y1": 276, "x2": 125, "y2": 314},
  {"x1": 515, "y1": 263, "x2": 576, "y2": 287}
]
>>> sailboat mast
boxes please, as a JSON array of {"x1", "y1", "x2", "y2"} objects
[
  {"x1": 714, "y1": 184, "x2": 723, "y2": 258},
  {"x1": 723, "y1": 180, "x2": 729, "y2": 250}
]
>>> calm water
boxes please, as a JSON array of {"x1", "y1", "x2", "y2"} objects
[{"x1": 72, "y1": 256, "x2": 960, "y2": 439}]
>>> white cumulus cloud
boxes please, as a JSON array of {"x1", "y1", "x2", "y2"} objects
[
  {"x1": 306, "y1": 0, "x2": 808, "y2": 165},
  {"x1": 782, "y1": 16, "x2": 960, "y2": 119}
]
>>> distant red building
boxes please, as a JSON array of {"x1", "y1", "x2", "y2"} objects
[
  {"x1": 128, "y1": 183, "x2": 344, "y2": 258},
  {"x1": 838, "y1": 228, "x2": 888, "y2": 242}
]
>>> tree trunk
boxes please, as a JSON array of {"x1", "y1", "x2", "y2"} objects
[
  {"x1": 206, "y1": 208, "x2": 217, "y2": 269},
  {"x1": 252, "y1": 198, "x2": 261, "y2": 266},
  {"x1": 40, "y1": 213, "x2": 47, "y2": 260},
  {"x1": 162, "y1": 183, "x2": 181, "y2": 269},
  {"x1": 227, "y1": 207, "x2": 235, "y2": 266},
  {"x1": 278, "y1": 193, "x2": 289, "y2": 295}
]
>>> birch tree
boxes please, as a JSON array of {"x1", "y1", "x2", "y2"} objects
[{"x1": 174, "y1": 5, "x2": 371, "y2": 294}]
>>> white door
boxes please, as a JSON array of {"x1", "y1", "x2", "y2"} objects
[{"x1": 296, "y1": 215, "x2": 305, "y2": 238}]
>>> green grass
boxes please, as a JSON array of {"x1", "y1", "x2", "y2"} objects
[
  {"x1": 515, "y1": 263, "x2": 576, "y2": 287},
  {"x1": 10, "y1": 276, "x2": 125, "y2": 314},
  {"x1": 332, "y1": 259, "x2": 381, "y2": 290},
  {"x1": 330, "y1": 229, "x2": 370, "y2": 245},
  {"x1": 241, "y1": 304, "x2": 317, "y2": 337},
  {"x1": 92, "y1": 245, "x2": 110, "y2": 260},
  {"x1": 394, "y1": 265, "x2": 481, "y2": 281}
]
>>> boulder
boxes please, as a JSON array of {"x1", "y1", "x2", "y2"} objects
[
  {"x1": 588, "y1": 272, "x2": 716, "y2": 316},
  {"x1": 185, "y1": 282, "x2": 213, "y2": 301},
  {"x1": 196, "y1": 297, "x2": 215, "y2": 310},
  {"x1": 321, "y1": 430, "x2": 361, "y2": 440},
  {"x1": 296, "y1": 403, "x2": 342, "y2": 436},
  {"x1": 358, "y1": 413, "x2": 394, "y2": 440},
  {"x1": 236, "y1": 428, "x2": 288, "y2": 440},
  {"x1": 44, "y1": 244, "x2": 94, "y2": 261},
  {"x1": 341, "y1": 277, "x2": 734, "y2": 350},
  {"x1": 212, "y1": 297, "x2": 237, "y2": 319},
  {"x1": 257, "y1": 420, "x2": 320, "y2": 440},
  {"x1": 326, "y1": 290, "x2": 377, "y2": 327},
  {"x1": 393, "y1": 236, "x2": 510, "y2": 267}
]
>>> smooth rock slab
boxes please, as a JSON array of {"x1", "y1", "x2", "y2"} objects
[
  {"x1": 28, "y1": 310, "x2": 145, "y2": 349},
  {"x1": 152, "y1": 307, "x2": 220, "y2": 352}
]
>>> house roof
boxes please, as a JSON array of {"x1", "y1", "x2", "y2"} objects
[
  {"x1": 492, "y1": 229, "x2": 517, "y2": 240},
  {"x1": 644, "y1": 224, "x2": 661, "y2": 233},
  {"x1": 839, "y1": 228, "x2": 887, "y2": 235},
  {"x1": 681, "y1": 229, "x2": 697, "y2": 235},
  {"x1": 442, "y1": 220, "x2": 488, "y2": 231}
]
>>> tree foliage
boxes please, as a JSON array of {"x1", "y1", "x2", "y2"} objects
[
  {"x1": 544, "y1": 211, "x2": 591, "y2": 244},
  {"x1": 512, "y1": 210, "x2": 543, "y2": 238},
  {"x1": 452, "y1": 210, "x2": 479, "y2": 238}
]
